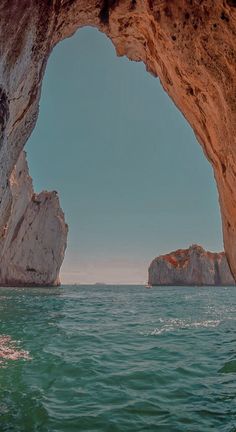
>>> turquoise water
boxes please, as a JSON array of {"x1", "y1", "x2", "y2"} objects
[{"x1": 0, "y1": 285, "x2": 236, "y2": 431}]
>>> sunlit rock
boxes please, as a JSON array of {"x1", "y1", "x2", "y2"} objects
[
  {"x1": 148, "y1": 245, "x2": 235, "y2": 286},
  {"x1": 0, "y1": 152, "x2": 68, "y2": 286}
]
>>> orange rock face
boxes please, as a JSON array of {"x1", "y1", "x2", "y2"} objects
[
  {"x1": 1, "y1": 1, "x2": 236, "y2": 284},
  {"x1": 148, "y1": 245, "x2": 235, "y2": 286}
]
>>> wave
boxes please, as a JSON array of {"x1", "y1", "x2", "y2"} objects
[{"x1": 145, "y1": 319, "x2": 221, "y2": 336}]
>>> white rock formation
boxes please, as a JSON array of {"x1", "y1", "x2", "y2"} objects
[
  {"x1": 148, "y1": 245, "x2": 235, "y2": 286},
  {"x1": 0, "y1": 152, "x2": 68, "y2": 286}
]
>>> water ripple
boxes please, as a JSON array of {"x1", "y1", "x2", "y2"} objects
[{"x1": 0, "y1": 285, "x2": 236, "y2": 431}]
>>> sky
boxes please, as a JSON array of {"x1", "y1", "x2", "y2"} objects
[{"x1": 26, "y1": 27, "x2": 223, "y2": 285}]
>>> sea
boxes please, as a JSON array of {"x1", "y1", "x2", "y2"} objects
[{"x1": 0, "y1": 284, "x2": 236, "y2": 432}]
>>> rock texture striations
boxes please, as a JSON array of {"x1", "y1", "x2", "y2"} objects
[
  {"x1": 148, "y1": 245, "x2": 236, "y2": 286},
  {"x1": 1, "y1": 1, "x2": 236, "y2": 284},
  {"x1": 0, "y1": 152, "x2": 68, "y2": 286}
]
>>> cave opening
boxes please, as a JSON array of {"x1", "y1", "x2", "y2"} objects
[{"x1": 26, "y1": 27, "x2": 222, "y2": 285}]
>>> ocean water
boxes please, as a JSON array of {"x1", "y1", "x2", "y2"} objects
[{"x1": 0, "y1": 285, "x2": 236, "y2": 432}]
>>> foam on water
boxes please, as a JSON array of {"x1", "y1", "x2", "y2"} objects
[
  {"x1": 0, "y1": 284, "x2": 236, "y2": 431},
  {"x1": 149, "y1": 318, "x2": 221, "y2": 336},
  {"x1": 0, "y1": 335, "x2": 31, "y2": 364}
]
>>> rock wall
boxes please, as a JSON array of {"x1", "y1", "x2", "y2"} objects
[
  {"x1": 1, "y1": 1, "x2": 236, "y2": 284},
  {"x1": 148, "y1": 244, "x2": 236, "y2": 286}
]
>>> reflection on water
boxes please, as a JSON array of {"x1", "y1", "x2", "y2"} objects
[{"x1": 0, "y1": 285, "x2": 236, "y2": 431}]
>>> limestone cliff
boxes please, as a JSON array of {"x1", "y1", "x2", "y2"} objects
[
  {"x1": 1, "y1": 1, "x2": 236, "y2": 284},
  {"x1": 148, "y1": 245, "x2": 235, "y2": 286},
  {"x1": 0, "y1": 152, "x2": 68, "y2": 286}
]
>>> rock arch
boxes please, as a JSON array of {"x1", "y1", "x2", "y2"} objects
[{"x1": 1, "y1": 0, "x2": 236, "y2": 285}]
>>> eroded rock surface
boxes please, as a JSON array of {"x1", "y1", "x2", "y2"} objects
[
  {"x1": 1, "y1": 1, "x2": 236, "y2": 284},
  {"x1": 0, "y1": 152, "x2": 67, "y2": 286},
  {"x1": 148, "y1": 245, "x2": 235, "y2": 286}
]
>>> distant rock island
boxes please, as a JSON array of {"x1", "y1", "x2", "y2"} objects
[{"x1": 148, "y1": 245, "x2": 236, "y2": 286}]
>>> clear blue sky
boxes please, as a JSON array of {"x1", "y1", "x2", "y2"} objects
[{"x1": 26, "y1": 27, "x2": 222, "y2": 284}]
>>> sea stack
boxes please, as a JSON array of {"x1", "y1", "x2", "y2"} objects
[
  {"x1": 148, "y1": 245, "x2": 236, "y2": 286},
  {"x1": 0, "y1": 152, "x2": 68, "y2": 286}
]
